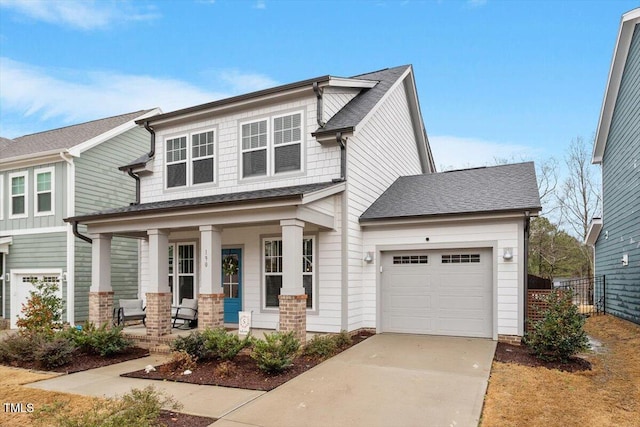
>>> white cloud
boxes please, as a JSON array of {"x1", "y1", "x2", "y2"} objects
[
  {"x1": 0, "y1": 0, "x2": 159, "y2": 30},
  {"x1": 0, "y1": 57, "x2": 278, "y2": 137},
  {"x1": 429, "y1": 135, "x2": 537, "y2": 171},
  {"x1": 254, "y1": 0, "x2": 266, "y2": 9}
]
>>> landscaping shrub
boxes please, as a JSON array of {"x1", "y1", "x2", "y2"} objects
[
  {"x1": 303, "y1": 334, "x2": 337, "y2": 359},
  {"x1": 34, "y1": 336, "x2": 75, "y2": 369},
  {"x1": 526, "y1": 289, "x2": 589, "y2": 362},
  {"x1": 62, "y1": 323, "x2": 132, "y2": 357},
  {"x1": 171, "y1": 330, "x2": 208, "y2": 359},
  {"x1": 33, "y1": 385, "x2": 181, "y2": 427},
  {"x1": 0, "y1": 333, "x2": 42, "y2": 363},
  {"x1": 251, "y1": 331, "x2": 300, "y2": 373},
  {"x1": 334, "y1": 330, "x2": 353, "y2": 348},
  {"x1": 161, "y1": 350, "x2": 197, "y2": 374},
  {"x1": 16, "y1": 279, "x2": 64, "y2": 338},
  {"x1": 202, "y1": 327, "x2": 252, "y2": 360}
]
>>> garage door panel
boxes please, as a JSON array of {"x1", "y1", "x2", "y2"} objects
[{"x1": 382, "y1": 249, "x2": 492, "y2": 338}]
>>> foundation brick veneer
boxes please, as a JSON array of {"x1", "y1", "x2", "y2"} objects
[
  {"x1": 278, "y1": 294, "x2": 307, "y2": 344},
  {"x1": 89, "y1": 291, "x2": 114, "y2": 327},
  {"x1": 146, "y1": 292, "x2": 172, "y2": 337},
  {"x1": 498, "y1": 334, "x2": 522, "y2": 345},
  {"x1": 198, "y1": 293, "x2": 224, "y2": 330}
]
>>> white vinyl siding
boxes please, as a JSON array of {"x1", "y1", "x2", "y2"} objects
[
  {"x1": 9, "y1": 171, "x2": 28, "y2": 219},
  {"x1": 34, "y1": 167, "x2": 54, "y2": 216},
  {"x1": 0, "y1": 174, "x2": 3, "y2": 220},
  {"x1": 241, "y1": 111, "x2": 303, "y2": 179}
]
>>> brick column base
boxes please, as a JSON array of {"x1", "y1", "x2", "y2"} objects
[
  {"x1": 89, "y1": 291, "x2": 114, "y2": 328},
  {"x1": 198, "y1": 293, "x2": 224, "y2": 330},
  {"x1": 278, "y1": 294, "x2": 307, "y2": 345},
  {"x1": 498, "y1": 334, "x2": 522, "y2": 345},
  {"x1": 145, "y1": 292, "x2": 172, "y2": 337}
]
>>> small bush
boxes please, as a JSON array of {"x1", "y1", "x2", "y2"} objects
[
  {"x1": 251, "y1": 331, "x2": 300, "y2": 373},
  {"x1": 33, "y1": 385, "x2": 181, "y2": 427},
  {"x1": 34, "y1": 336, "x2": 75, "y2": 369},
  {"x1": 214, "y1": 360, "x2": 238, "y2": 378},
  {"x1": 0, "y1": 333, "x2": 42, "y2": 363},
  {"x1": 161, "y1": 350, "x2": 197, "y2": 374},
  {"x1": 303, "y1": 335, "x2": 337, "y2": 359},
  {"x1": 527, "y1": 289, "x2": 589, "y2": 362},
  {"x1": 16, "y1": 279, "x2": 64, "y2": 338},
  {"x1": 61, "y1": 323, "x2": 132, "y2": 357},
  {"x1": 171, "y1": 330, "x2": 208, "y2": 360},
  {"x1": 202, "y1": 327, "x2": 252, "y2": 360},
  {"x1": 335, "y1": 330, "x2": 353, "y2": 348}
]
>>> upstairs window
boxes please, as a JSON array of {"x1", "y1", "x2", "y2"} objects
[
  {"x1": 165, "y1": 129, "x2": 216, "y2": 189},
  {"x1": 10, "y1": 172, "x2": 27, "y2": 218},
  {"x1": 166, "y1": 136, "x2": 187, "y2": 188},
  {"x1": 35, "y1": 168, "x2": 54, "y2": 215},
  {"x1": 192, "y1": 131, "x2": 215, "y2": 185},
  {"x1": 241, "y1": 111, "x2": 303, "y2": 179}
]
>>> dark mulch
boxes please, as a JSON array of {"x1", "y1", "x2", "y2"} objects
[
  {"x1": 1, "y1": 347, "x2": 150, "y2": 374},
  {"x1": 122, "y1": 331, "x2": 374, "y2": 391},
  {"x1": 159, "y1": 410, "x2": 215, "y2": 427},
  {"x1": 494, "y1": 342, "x2": 591, "y2": 372}
]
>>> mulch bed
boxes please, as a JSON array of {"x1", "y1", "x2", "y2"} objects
[
  {"x1": 494, "y1": 342, "x2": 591, "y2": 372},
  {"x1": 0, "y1": 347, "x2": 150, "y2": 374},
  {"x1": 159, "y1": 410, "x2": 215, "y2": 427},
  {"x1": 122, "y1": 331, "x2": 374, "y2": 391}
]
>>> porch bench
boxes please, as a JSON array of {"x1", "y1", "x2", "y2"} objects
[
  {"x1": 171, "y1": 298, "x2": 198, "y2": 329},
  {"x1": 114, "y1": 299, "x2": 146, "y2": 327}
]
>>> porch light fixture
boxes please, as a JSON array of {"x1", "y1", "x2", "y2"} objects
[
  {"x1": 502, "y1": 248, "x2": 513, "y2": 261},
  {"x1": 364, "y1": 252, "x2": 374, "y2": 264}
]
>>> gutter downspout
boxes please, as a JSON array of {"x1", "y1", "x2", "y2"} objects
[
  {"x1": 125, "y1": 120, "x2": 156, "y2": 205},
  {"x1": 523, "y1": 210, "x2": 531, "y2": 337},
  {"x1": 127, "y1": 168, "x2": 141, "y2": 205},
  {"x1": 333, "y1": 132, "x2": 346, "y2": 183},
  {"x1": 312, "y1": 82, "x2": 325, "y2": 127},
  {"x1": 72, "y1": 221, "x2": 92, "y2": 244}
]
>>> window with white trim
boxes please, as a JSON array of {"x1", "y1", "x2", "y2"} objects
[
  {"x1": 35, "y1": 168, "x2": 54, "y2": 215},
  {"x1": 192, "y1": 131, "x2": 215, "y2": 185},
  {"x1": 166, "y1": 130, "x2": 216, "y2": 189},
  {"x1": 241, "y1": 111, "x2": 303, "y2": 178},
  {"x1": 166, "y1": 136, "x2": 187, "y2": 188},
  {"x1": 264, "y1": 236, "x2": 314, "y2": 309},
  {"x1": 10, "y1": 172, "x2": 27, "y2": 218}
]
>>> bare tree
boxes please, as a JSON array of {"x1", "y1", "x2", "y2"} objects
[{"x1": 557, "y1": 136, "x2": 601, "y2": 276}]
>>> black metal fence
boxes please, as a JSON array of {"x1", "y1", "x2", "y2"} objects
[{"x1": 555, "y1": 276, "x2": 606, "y2": 316}]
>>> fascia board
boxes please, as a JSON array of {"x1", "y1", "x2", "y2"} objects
[
  {"x1": 0, "y1": 152, "x2": 64, "y2": 171},
  {"x1": 585, "y1": 218, "x2": 603, "y2": 246},
  {"x1": 326, "y1": 77, "x2": 378, "y2": 88}
]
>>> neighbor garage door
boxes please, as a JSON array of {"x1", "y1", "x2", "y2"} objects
[{"x1": 381, "y1": 249, "x2": 493, "y2": 338}]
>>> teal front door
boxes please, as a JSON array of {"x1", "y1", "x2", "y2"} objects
[{"x1": 222, "y1": 248, "x2": 242, "y2": 323}]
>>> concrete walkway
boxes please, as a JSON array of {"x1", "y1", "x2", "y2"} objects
[{"x1": 27, "y1": 334, "x2": 496, "y2": 427}]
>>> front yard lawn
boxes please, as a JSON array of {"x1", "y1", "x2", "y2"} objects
[{"x1": 481, "y1": 314, "x2": 640, "y2": 426}]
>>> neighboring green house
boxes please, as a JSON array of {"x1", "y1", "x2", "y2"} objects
[
  {"x1": 0, "y1": 109, "x2": 160, "y2": 328},
  {"x1": 587, "y1": 8, "x2": 640, "y2": 325}
]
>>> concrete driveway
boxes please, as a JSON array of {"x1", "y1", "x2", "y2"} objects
[{"x1": 217, "y1": 334, "x2": 496, "y2": 427}]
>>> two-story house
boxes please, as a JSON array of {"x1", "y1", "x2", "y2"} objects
[
  {"x1": 68, "y1": 65, "x2": 541, "y2": 343},
  {"x1": 0, "y1": 109, "x2": 160, "y2": 328},
  {"x1": 587, "y1": 8, "x2": 640, "y2": 325}
]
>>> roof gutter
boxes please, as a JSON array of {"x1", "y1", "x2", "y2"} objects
[{"x1": 123, "y1": 120, "x2": 156, "y2": 206}]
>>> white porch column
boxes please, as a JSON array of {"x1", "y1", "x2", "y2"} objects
[
  {"x1": 279, "y1": 219, "x2": 307, "y2": 343},
  {"x1": 198, "y1": 226, "x2": 224, "y2": 329},
  {"x1": 146, "y1": 229, "x2": 171, "y2": 337},
  {"x1": 89, "y1": 234, "x2": 113, "y2": 327}
]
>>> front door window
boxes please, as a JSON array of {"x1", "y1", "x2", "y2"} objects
[{"x1": 223, "y1": 248, "x2": 242, "y2": 323}]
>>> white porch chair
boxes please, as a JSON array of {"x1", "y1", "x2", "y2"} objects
[
  {"x1": 171, "y1": 298, "x2": 198, "y2": 329},
  {"x1": 114, "y1": 299, "x2": 146, "y2": 326}
]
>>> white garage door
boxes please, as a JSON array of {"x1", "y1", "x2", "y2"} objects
[
  {"x1": 11, "y1": 273, "x2": 62, "y2": 329},
  {"x1": 381, "y1": 249, "x2": 493, "y2": 338}
]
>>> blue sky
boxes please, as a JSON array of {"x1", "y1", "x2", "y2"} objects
[{"x1": 0, "y1": 0, "x2": 637, "y2": 170}]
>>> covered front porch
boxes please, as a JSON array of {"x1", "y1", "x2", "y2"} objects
[{"x1": 69, "y1": 182, "x2": 343, "y2": 344}]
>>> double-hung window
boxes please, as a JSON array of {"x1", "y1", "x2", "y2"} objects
[
  {"x1": 166, "y1": 131, "x2": 216, "y2": 188},
  {"x1": 10, "y1": 172, "x2": 27, "y2": 218},
  {"x1": 35, "y1": 168, "x2": 54, "y2": 216},
  {"x1": 264, "y1": 236, "x2": 314, "y2": 309},
  {"x1": 241, "y1": 111, "x2": 303, "y2": 178}
]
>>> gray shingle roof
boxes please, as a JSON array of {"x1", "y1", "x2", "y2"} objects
[
  {"x1": 66, "y1": 181, "x2": 342, "y2": 223},
  {"x1": 0, "y1": 110, "x2": 155, "y2": 160},
  {"x1": 360, "y1": 162, "x2": 542, "y2": 222},
  {"x1": 313, "y1": 65, "x2": 411, "y2": 136}
]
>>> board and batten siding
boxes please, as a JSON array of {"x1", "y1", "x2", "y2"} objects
[
  {"x1": 595, "y1": 24, "x2": 640, "y2": 325},
  {"x1": 0, "y1": 161, "x2": 68, "y2": 232},
  {"x1": 4, "y1": 232, "x2": 67, "y2": 319},
  {"x1": 362, "y1": 219, "x2": 524, "y2": 337},
  {"x1": 345, "y1": 79, "x2": 424, "y2": 331},
  {"x1": 72, "y1": 127, "x2": 148, "y2": 322}
]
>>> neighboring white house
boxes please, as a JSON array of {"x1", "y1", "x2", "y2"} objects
[
  {"x1": 0, "y1": 109, "x2": 160, "y2": 328},
  {"x1": 67, "y1": 65, "x2": 541, "y2": 343}
]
